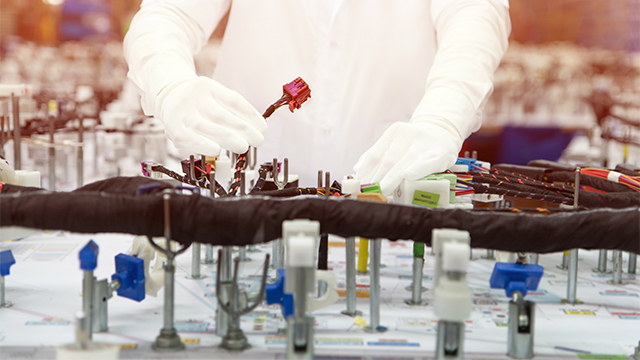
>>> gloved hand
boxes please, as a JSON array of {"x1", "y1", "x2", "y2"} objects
[
  {"x1": 154, "y1": 76, "x2": 267, "y2": 155},
  {"x1": 353, "y1": 117, "x2": 463, "y2": 196}
]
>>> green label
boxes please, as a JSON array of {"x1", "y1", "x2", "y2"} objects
[
  {"x1": 412, "y1": 190, "x2": 440, "y2": 208},
  {"x1": 577, "y1": 355, "x2": 628, "y2": 359}
]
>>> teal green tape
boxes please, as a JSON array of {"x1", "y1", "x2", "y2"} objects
[{"x1": 413, "y1": 242, "x2": 425, "y2": 259}]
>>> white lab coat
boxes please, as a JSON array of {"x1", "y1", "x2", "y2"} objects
[{"x1": 125, "y1": 0, "x2": 510, "y2": 186}]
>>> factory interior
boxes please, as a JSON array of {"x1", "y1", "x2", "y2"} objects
[{"x1": 0, "y1": 0, "x2": 639, "y2": 359}]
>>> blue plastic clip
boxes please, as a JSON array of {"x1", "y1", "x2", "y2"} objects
[
  {"x1": 265, "y1": 269, "x2": 294, "y2": 319},
  {"x1": 112, "y1": 254, "x2": 146, "y2": 302},
  {"x1": 455, "y1": 157, "x2": 480, "y2": 172},
  {"x1": 489, "y1": 262, "x2": 544, "y2": 298},
  {"x1": 0, "y1": 250, "x2": 16, "y2": 277},
  {"x1": 79, "y1": 240, "x2": 99, "y2": 271}
]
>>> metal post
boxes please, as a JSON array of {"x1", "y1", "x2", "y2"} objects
[
  {"x1": 529, "y1": 254, "x2": 539, "y2": 265},
  {"x1": 507, "y1": 291, "x2": 534, "y2": 359},
  {"x1": 435, "y1": 321, "x2": 465, "y2": 360},
  {"x1": 82, "y1": 270, "x2": 95, "y2": 340},
  {"x1": 365, "y1": 239, "x2": 386, "y2": 332},
  {"x1": 189, "y1": 155, "x2": 196, "y2": 184},
  {"x1": 77, "y1": 117, "x2": 83, "y2": 188},
  {"x1": 609, "y1": 250, "x2": 626, "y2": 285},
  {"x1": 0, "y1": 116, "x2": 5, "y2": 158},
  {"x1": 75, "y1": 311, "x2": 89, "y2": 349},
  {"x1": 188, "y1": 243, "x2": 204, "y2": 279},
  {"x1": 408, "y1": 257, "x2": 426, "y2": 305},
  {"x1": 557, "y1": 253, "x2": 569, "y2": 270},
  {"x1": 565, "y1": 249, "x2": 579, "y2": 304},
  {"x1": 216, "y1": 247, "x2": 232, "y2": 337},
  {"x1": 11, "y1": 94, "x2": 20, "y2": 170},
  {"x1": 48, "y1": 112, "x2": 56, "y2": 190},
  {"x1": 203, "y1": 172, "x2": 215, "y2": 265},
  {"x1": 628, "y1": 252, "x2": 637, "y2": 274},
  {"x1": 0, "y1": 276, "x2": 10, "y2": 308},
  {"x1": 341, "y1": 237, "x2": 361, "y2": 316},
  {"x1": 238, "y1": 246, "x2": 249, "y2": 262},
  {"x1": 593, "y1": 250, "x2": 608, "y2": 273},
  {"x1": 152, "y1": 193, "x2": 185, "y2": 351}
]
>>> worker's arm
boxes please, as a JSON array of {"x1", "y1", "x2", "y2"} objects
[
  {"x1": 354, "y1": 0, "x2": 510, "y2": 196},
  {"x1": 124, "y1": 0, "x2": 266, "y2": 155}
]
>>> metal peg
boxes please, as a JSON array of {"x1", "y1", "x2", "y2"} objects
[
  {"x1": 608, "y1": 250, "x2": 627, "y2": 285},
  {"x1": 272, "y1": 158, "x2": 289, "y2": 190},
  {"x1": 365, "y1": 239, "x2": 386, "y2": 332},
  {"x1": 507, "y1": 291, "x2": 535, "y2": 359},
  {"x1": 77, "y1": 117, "x2": 84, "y2": 188},
  {"x1": 11, "y1": 94, "x2": 20, "y2": 170},
  {"x1": 628, "y1": 252, "x2": 637, "y2": 274},
  {"x1": 341, "y1": 237, "x2": 362, "y2": 317},
  {"x1": 593, "y1": 250, "x2": 609, "y2": 273}
]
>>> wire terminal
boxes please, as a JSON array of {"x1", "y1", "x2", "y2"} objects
[{"x1": 283, "y1": 77, "x2": 311, "y2": 112}]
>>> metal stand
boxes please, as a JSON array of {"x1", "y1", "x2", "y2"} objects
[
  {"x1": 0, "y1": 276, "x2": 11, "y2": 308},
  {"x1": 608, "y1": 250, "x2": 627, "y2": 285},
  {"x1": 628, "y1": 252, "x2": 637, "y2": 274},
  {"x1": 557, "y1": 253, "x2": 569, "y2": 270},
  {"x1": 92, "y1": 279, "x2": 121, "y2": 333},
  {"x1": 216, "y1": 247, "x2": 232, "y2": 338},
  {"x1": 365, "y1": 239, "x2": 386, "y2": 333},
  {"x1": 188, "y1": 243, "x2": 206, "y2": 279},
  {"x1": 203, "y1": 244, "x2": 215, "y2": 264},
  {"x1": 507, "y1": 291, "x2": 535, "y2": 359},
  {"x1": 238, "y1": 246, "x2": 250, "y2": 262},
  {"x1": 435, "y1": 321, "x2": 465, "y2": 360},
  {"x1": 405, "y1": 255, "x2": 427, "y2": 305},
  {"x1": 341, "y1": 237, "x2": 362, "y2": 316},
  {"x1": 272, "y1": 239, "x2": 285, "y2": 269},
  {"x1": 593, "y1": 250, "x2": 609, "y2": 273},
  {"x1": 529, "y1": 254, "x2": 539, "y2": 265},
  {"x1": 564, "y1": 169, "x2": 581, "y2": 304},
  {"x1": 149, "y1": 194, "x2": 189, "y2": 351},
  {"x1": 216, "y1": 252, "x2": 270, "y2": 351}
]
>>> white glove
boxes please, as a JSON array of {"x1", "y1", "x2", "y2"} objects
[
  {"x1": 353, "y1": 118, "x2": 462, "y2": 196},
  {"x1": 154, "y1": 76, "x2": 267, "y2": 155}
]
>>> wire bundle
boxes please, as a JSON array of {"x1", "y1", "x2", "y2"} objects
[{"x1": 580, "y1": 168, "x2": 640, "y2": 192}]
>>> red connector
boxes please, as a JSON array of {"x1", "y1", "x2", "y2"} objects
[{"x1": 283, "y1": 77, "x2": 311, "y2": 113}]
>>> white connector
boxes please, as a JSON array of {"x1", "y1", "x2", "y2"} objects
[
  {"x1": 434, "y1": 238, "x2": 472, "y2": 322},
  {"x1": 342, "y1": 177, "x2": 361, "y2": 197},
  {"x1": 214, "y1": 156, "x2": 232, "y2": 185}
]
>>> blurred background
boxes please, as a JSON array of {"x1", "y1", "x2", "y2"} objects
[{"x1": 0, "y1": 0, "x2": 639, "y2": 189}]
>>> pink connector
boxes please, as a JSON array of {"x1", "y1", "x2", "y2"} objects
[{"x1": 283, "y1": 77, "x2": 311, "y2": 112}]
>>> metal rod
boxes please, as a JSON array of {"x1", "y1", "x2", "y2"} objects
[
  {"x1": 0, "y1": 276, "x2": 6, "y2": 307},
  {"x1": 366, "y1": 239, "x2": 385, "y2": 332},
  {"x1": 49, "y1": 112, "x2": 55, "y2": 190},
  {"x1": 82, "y1": 270, "x2": 95, "y2": 340},
  {"x1": 574, "y1": 167, "x2": 580, "y2": 208},
  {"x1": 75, "y1": 311, "x2": 89, "y2": 349},
  {"x1": 629, "y1": 252, "x2": 637, "y2": 274},
  {"x1": 529, "y1": 254, "x2": 539, "y2": 265},
  {"x1": 238, "y1": 246, "x2": 248, "y2": 262},
  {"x1": 216, "y1": 247, "x2": 232, "y2": 337},
  {"x1": 240, "y1": 171, "x2": 246, "y2": 196},
  {"x1": 190, "y1": 243, "x2": 203, "y2": 279},
  {"x1": 566, "y1": 249, "x2": 578, "y2": 304},
  {"x1": 471, "y1": 150, "x2": 478, "y2": 160},
  {"x1": 595, "y1": 250, "x2": 608, "y2": 273},
  {"x1": 77, "y1": 117, "x2": 83, "y2": 188},
  {"x1": 411, "y1": 257, "x2": 424, "y2": 304},
  {"x1": 342, "y1": 237, "x2": 359, "y2": 316},
  {"x1": 611, "y1": 250, "x2": 624, "y2": 284},
  {"x1": 189, "y1": 155, "x2": 195, "y2": 184},
  {"x1": 162, "y1": 195, "x2": 174, "y2": 331},
  {"x1": 325, "y1": 172, "x2": 331, "y2": 198},
  {"x1": 11, "y1": 94, "x2": 20, "y2": 170},
  {"x1": 0, "y1": 116, "x2": 5, "y2": 158}
]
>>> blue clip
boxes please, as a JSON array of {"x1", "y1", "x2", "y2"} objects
[
  {"x1": 265, "y1": 269, "x2": 294, "y2": 319},
  {"x1": 0, "y1": 250, "x2": 16, "y2": 277},
  {"x1": 112, "y1": 254, "x2": 146, "y2": 302},
  {"x1": 489, "y1": 262, "x2": 544, "y2": 298},
  {"x1": 79, "y1": 240, "x2": 99, "y2": 271},
  {"x1": 455, "y1": 157, "x2": 480, "y2": 172}
]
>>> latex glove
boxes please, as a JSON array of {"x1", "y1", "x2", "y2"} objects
[
  {"x1": 353, "y1": 118, "x2": 462, "y2": 196},
  {"x1": 154, "y1": 76, "x2": 267, "y2": 155}
]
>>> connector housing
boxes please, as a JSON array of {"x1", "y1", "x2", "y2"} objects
[{"x1": 283, "y1": 77, "x2": 311, "y2": 112}]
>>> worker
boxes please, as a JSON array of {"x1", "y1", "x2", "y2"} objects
[{"x1": 124, "y1": 0, "x2": 510, "y2": 195}]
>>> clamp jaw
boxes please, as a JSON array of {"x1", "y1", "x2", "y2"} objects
[
  {"x1": 433, "y1": 229, "x2": 472, "y2": 360},
  {"x1": 78, "y1": 241, "x2": 146, "y2": 335},
  {"x1": 490, "y1": 261, "x2": 543, "y2": 359}
]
